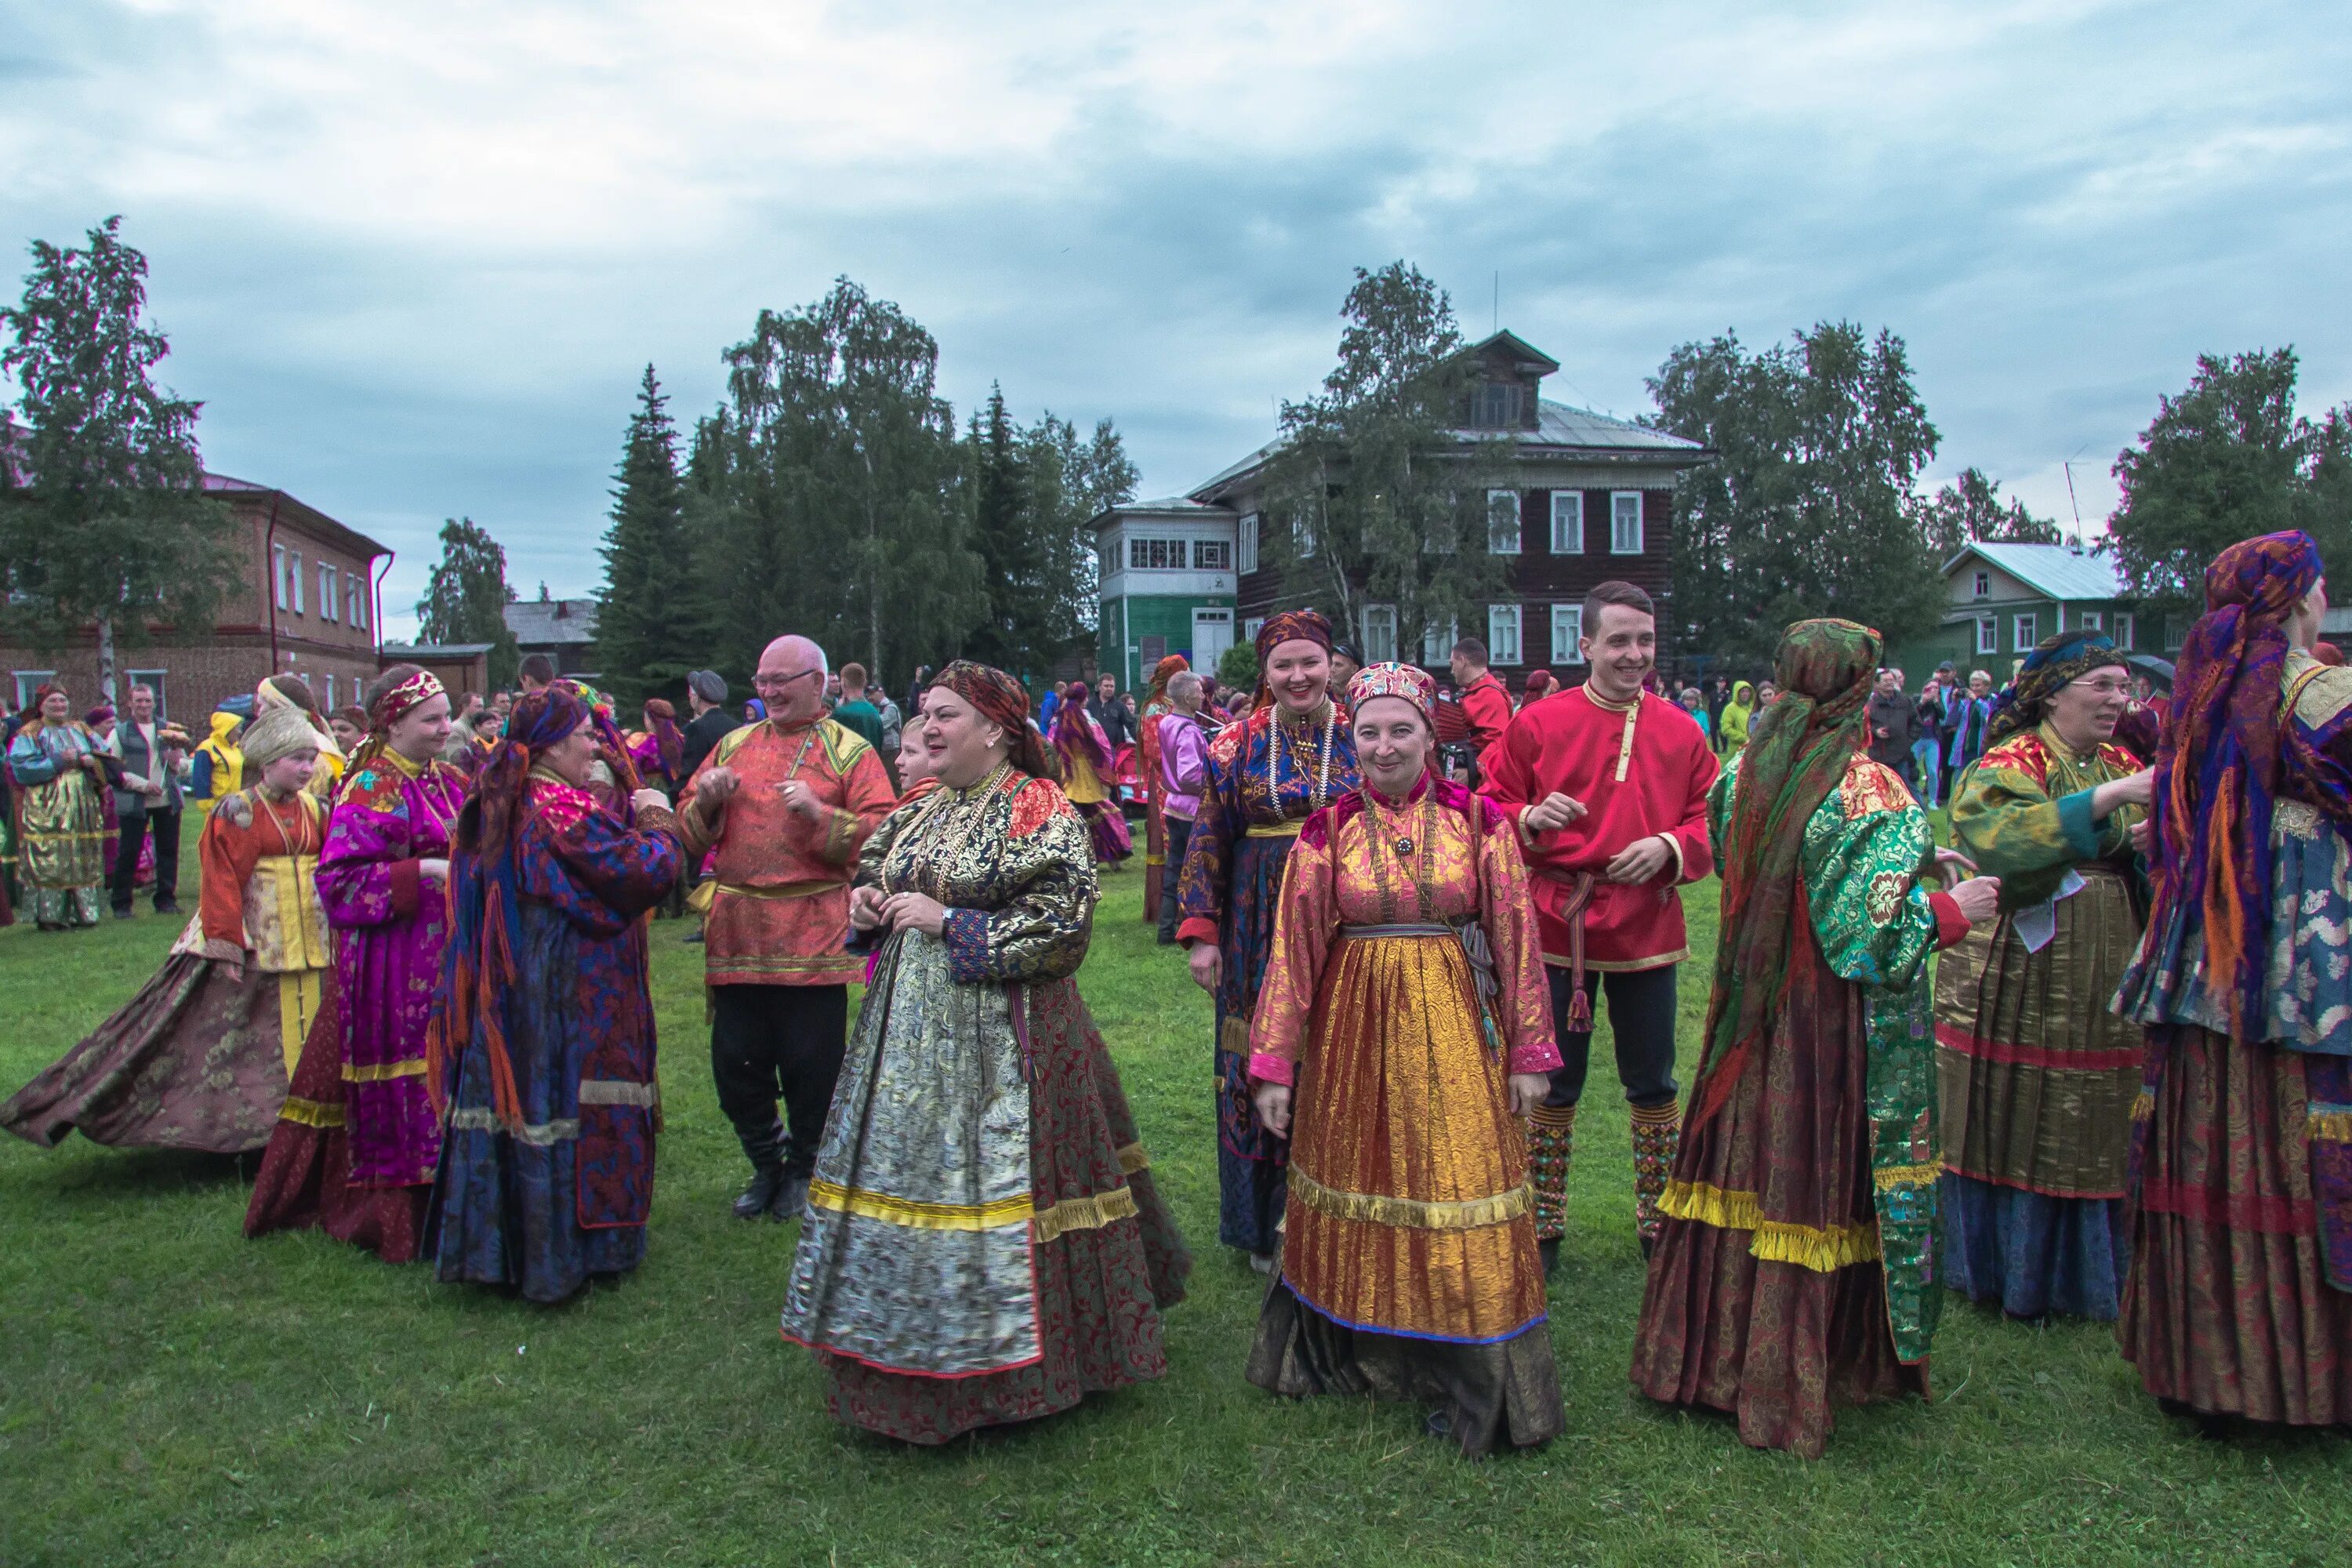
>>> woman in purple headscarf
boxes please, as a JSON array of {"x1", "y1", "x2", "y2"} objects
[
  {"x1": 2112, "y1": 530, "x2": 2352, "y2": 1430},
  {"x1": 425, "y1": 688, "x2": 682, "y2": 1301},
  {"x1": 1049, "y1": 680, "x2": 1133, "y2": 868}
]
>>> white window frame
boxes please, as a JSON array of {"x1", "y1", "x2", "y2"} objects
[
  {"x1": 125, "y1": 668, "x2": 169, "y2": 722},
  {"x1": 1236, "y1": 513, "x2": 1259, "y2": 575},
  {"x1": 1975, "y1": 616, "x2": 1997, "y2": 655},
  {"x1": 1421, "y1": 616, "x2": 1458, "y2": 668},
  {"x1": 2114, "y1": 613, "x2": 2134, "y2": 650},
  {"x1": 289, "y1": 550, "x2": 304, "y2": 615},
  {"x1": 1296, "y1": 515, "x2": 1316, "y2": 559},
  {"x1": 2078, "y1": 608, "x2": 2102, "y2": 633},
  {"x1": 1192, "y1": 539, "x2": 1232, "y2": 572},
  {"x1": 1486, "y1": 604, "x2": 1523, "y2": 666},
  {"x1": 350, "y1": 574, "x2": 370, "y2": 631},
  {"x1": 2014, "y1": 613, "x2": 2037, "y2": 652},
  {"x1": 1552, "y1": 604, "x2": 1584, "y2": 665},
  {"x1": 1973, "y1": 570, "x2": 1990, "y2": 598},
  {"x1": 1361, "y1": 604, "x2": 1399, "y2": 665},
  {"x1": 14, "y1": 670, "x2": 56, "y2": 708},
  {"x1": 1550, "y1": 491, "x2": 1584, "y2": 554},
  {"x1": 1610, "y1": 491, "x2": 1644, "y2": 555},
  {"x1": 1241, "y1": 616, "x2": 1265, "y2": 646},
  {"x1": 1486, "y1": 489, "x2": 1521, "y2": 554},
  {"x1": 272, "y1": 545, "x2": 289, "y2": 611},
  {"x1": 1128, "y1": 536, "x2": 1188, "y2": 572},
  {"x1": 323, "y1": 673, "x2": 336, "y2": 709},
  {"x1": 318, "y1": 563, "x2": 338, "y2": 622}
]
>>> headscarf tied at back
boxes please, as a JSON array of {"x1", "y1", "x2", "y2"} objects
[
  {"x1": 642, "y1": 697, "x2": 684, "y2": 782},
  {"x1": 348, "y1": 668, "x2": 445, "y2": 778},
  {"x1": 1346, "y1": 661, "x2": 1437, "y2": 726},
  {"x1": 1051, "y1": 681, "x2": 1112, "y2": 775},
  {"x1": 2150, "y1": 529, "x2": 2325, "y2": 1040},
  {"x1": 1984, "y1": 629, "x2": 2127, "y2": 746},
  {"x1": 429, "y1": 686, "x2": 592, "y2": 1133},
  {"x1": 931, "y1": 660, "x2": 1056, "y2": 780},
  {"x1": 1253, "y1": 607, "x2": 1337, "y2": 709},
  {"x1": 1693, "y1": 618, "x2": 1884, "y2": 1126}
]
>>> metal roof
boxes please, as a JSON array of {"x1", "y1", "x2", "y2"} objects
[
  {"x1": 1945, "y1": 542, "x2": 2128, "y2": 601},
  {"x1": 382, "y1": 640, "x2": 495, "y2": 656},
  {"x1": 505, "y1": 597, "x2": 600, "y2": 646}
]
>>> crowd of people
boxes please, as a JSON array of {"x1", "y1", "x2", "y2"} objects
[{"x1": 2, "y1": 533, "x2": 2347, "y2": 1462}]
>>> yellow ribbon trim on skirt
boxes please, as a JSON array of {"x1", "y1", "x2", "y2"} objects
[
  {"x1": 1244, "y1": 821, "x2": 1303, "y2": 838},
  {"x1": 1288, "y1": 1164, "x2": 1532, "y2": 1231},
  {"x1": 278, "y1": 1095, "x2": 345, "y2": 1128},
  {"x1": 1660, "y1": 1179, "x2": 1882, "y2": 1272},
  {"x1": 343, "y1": 1058, "x2": 428, "y2": 1082},
  {"x1": 808, "y1": 1179, "x2": 1033, "y2": 1232}
]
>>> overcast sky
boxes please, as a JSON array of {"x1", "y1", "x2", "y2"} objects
[{"x1": 3, "y1": 1, "x2": 2346, "y2": 637}]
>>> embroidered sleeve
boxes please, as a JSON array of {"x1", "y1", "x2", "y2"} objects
[
  {"x1": 940, "y1": 793, "x2": 1096, "y2": 983},
  {"x1": 1174, "y1": 734, "x2": 1243, "y2": 947},
  {"x1": 1246, "y1": 811, "x2": 1337, "y2": 1084},
  {"x1": 825, "y1": 746, "x2": 899, "y2": 866},
  {"x1": 316, "y1": 797, "x2": 417, "y2": 928},
  {"x1": 1801, "y1": 769, "x2": 1941, "y2": 993},
  {"x1": 197, "y1": 808, "x2": 260, "y2": 957},
  {"x1": 1948, "y1": 739, "x2": 2114, "y2": 907},
  {"x1": 536, "y1": 809, "x2": 684, "y2": 934},
  {"x1": 1478, "y1": 814, "x2": 1563, "y2": 1076}
]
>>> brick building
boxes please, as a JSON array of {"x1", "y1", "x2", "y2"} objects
[
  {"x1": 1094, "y1": 331, "x2": 1711, "y2": 695},
  {"x1": 2, "y1": 472, "x2": 390, "y2": 724}
]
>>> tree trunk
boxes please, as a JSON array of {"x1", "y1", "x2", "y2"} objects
[{"x1": 96, "y1": 613, "x2": 118, "y2": 706}]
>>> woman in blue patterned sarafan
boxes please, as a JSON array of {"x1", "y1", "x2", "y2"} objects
[
  {"x1": 424, "y1": 686, "x2": 683, "y2": 1303},
  {"x1": 1175, "y1": 611, "x2": 1362, "y2": 1269}
]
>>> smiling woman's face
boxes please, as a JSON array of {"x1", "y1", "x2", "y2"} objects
[
  {"x1": 1352, "y1": 696, "x2": 1429, "y2": 798},
  {"x1": 1265, "y1": 640, "x2": 1330, "y2": 715}
]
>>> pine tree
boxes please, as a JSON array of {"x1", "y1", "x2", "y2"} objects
[
  {"x1": 416, "y1": 516, "x2": 521, "y2": 688},
  {"x1": 593, "y1": 366, "x2": 703, "y2": 708},
  {"x1": 0, "y1": 216, "x2": 239, "y2": 702}
]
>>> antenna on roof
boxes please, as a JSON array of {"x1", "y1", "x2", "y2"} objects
[
  {"x1": 1492, "y1": 273, "x2": 1500, "y2": 336},
  {"x1": 2062, "y1": 452, "x2": 2086, "y2": 550}
]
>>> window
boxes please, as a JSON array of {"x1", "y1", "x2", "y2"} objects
[
  {"x1": 349, "y1": 574, "x2": 370, "y2": 631},
  {"x1": 126, "y1": 670, "x2": 168, "y2": 721},
  {"x1": 1127, "y1": 536, "x2": 1189, "y2": 570},
  {"x1": 319, "y1": 563, "x2": 338, "y2": 622},
  {"x1": 1474, "y1": 382, "x2": 1521, "y2": 429},
  {"x1": 1610, "y1": 492, "x2": 1644, "y2": 554},
  {"x1": 1976, "y1": 616, "x2": 1997, "y2": 655},
  {"x1": 2078, "y1": 609, "x2": 2101, "y2": 633},
  {"x1": 1237, "y1": 513, "x2": 1259, "y2": 575},
  {"x1": 272, "y1": 545, "x2": 289, "y2": 610},
  {"x1": 1973, "y1": 570, "x2": 1990, "y2": 598},
  {"x1": 1242, "y1": 617, "x2": 1265, "y2": 646},
  {"x1": 1487, "y1": 604, "x2": 1523, "y2": 666},
  {"x1": 1296, "y1": 515, "x2": 1316, "y2": 558},
  {"x1": 1486, "y1": 489, "x2": 1521, "y2": 554},
  {"x1": 2114, "y1": 613, "x2": 2134, "y2": 650},
  {"x1": 289, "y1": 550, "x2": 304, "y2": 614},
  {"x1": 1362, "y1": 604, "x2": 1399, "y2": 664},
  {"x1": 2166, "y1": 617, "x2": 2184, "y2": 652},
  {"x1": 1552, "y1": 604, "x2": 1584, "y2": 665},
  {"x1": 2014, "y1": 614, "x2": 2037, "y2": 651},
  {"x1": 1550, "y1": 491, "x2": 1584, "y2": 554},
  {"x1": 14, "y1": 670, "x2": 56, "y2": 708},
  {"x1": 323, "y1": 674, "x2": 336, "y2": 709},
  {"x1": 1421, "y1": 616, "x2": 1457, "y2": 667},
  {"x1": 1192, "y1": 539, "x2": 1231, "y2": 572}
]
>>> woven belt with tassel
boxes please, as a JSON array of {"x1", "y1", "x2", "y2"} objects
[{"x1": 1537, "y1": 870, "x2": 1598, "y2": 1034}]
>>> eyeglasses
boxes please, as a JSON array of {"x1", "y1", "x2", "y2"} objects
[
  {"x1": 751, "y1": 669, "x2": 822, "y2": 692},
  {"x1": 2066, "y1": 677, "x2": 2132, "y2": 697}
]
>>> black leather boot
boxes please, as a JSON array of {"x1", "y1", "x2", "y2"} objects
[{"x1": 734, "y1": 1166, "x2": 786, "y2": 1221}]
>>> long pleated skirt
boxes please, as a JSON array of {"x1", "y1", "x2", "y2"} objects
[
  {"x1": 2121, "y1": 1023, "x2": 2352, "y2": 1425},
  {"x1": 1246, "y1": 931, "x2": 1562, "y2": 1455}
]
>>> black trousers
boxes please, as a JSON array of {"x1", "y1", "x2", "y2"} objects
[
  {"x1": 1542, "y1": 963, "x2": 1679, "y2": 1111},
  {"x1": 110, "y1": 808, "x2": 181, "y2": 913},
  {"x1": 709, "y1": 983, "x2": 848, "y2": 1177},
  {"x1": 1157, "y1": 815, "x2": 1195, "y2": 941}
]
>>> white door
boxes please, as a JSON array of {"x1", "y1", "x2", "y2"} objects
[{"x1": 1192, "y1": 608, "x2": 1232, "y2": 672}]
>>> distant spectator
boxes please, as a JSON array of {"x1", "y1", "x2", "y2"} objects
[
  {"x1": 830, "y1": 662, "x2": 886, "y2": 751},
  {"x1": 680, "y1": 670, "x2": 735, "y2": 782},
  {"x1": 517, "y1": 654, "x2": 557, "y2": 693}
]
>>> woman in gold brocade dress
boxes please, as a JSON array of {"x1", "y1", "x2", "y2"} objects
[{"x1": 1244, "y1": 662, "x2": 1566, "y2": 1455}]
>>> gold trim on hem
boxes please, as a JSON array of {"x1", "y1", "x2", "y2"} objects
[
  {"x1": 1218, "y1": 1017, "x2": 1252, "y2": 1054},
  {"x1": 1245, "y1": 821, "x2": 1304, "y2": 838},
  {"x1": 343, "y1": 1059, "x2": 428, "y2": 1083},
  {"x1": 1289, "y1": 1164, "x2": 1532, "y2": 1231},
  {"x1": 808, "y1": 1178, "x2": 1033, "y2": 1232},
  {"x1": 1660, "y1": 1179, "x2": 1882, "y2": 1271},
  {"x1": 713, "y1": 879, "x2": 840, "y2": 901},
  {"x1": 1872, "y1": 1160, "x2": 1942, "y2": 1190},
  {"x1": 278, "y1": 1095, "x2": 345, "y2": 1128},
  {"x1": 2310, "y1": 1109, "x2": 2352, "y2": 1142},
  {"x1": 1031, "y1": 1184, "x2": 1139, "y2": 1243}
]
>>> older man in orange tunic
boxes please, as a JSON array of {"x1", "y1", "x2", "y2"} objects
[{"x1": 679, "y1": 634, "x2": 897, "y2": 1221}]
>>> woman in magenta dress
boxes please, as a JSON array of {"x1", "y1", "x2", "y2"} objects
[{"x1": 245, "y1": 665, "x2": 468, "y2": 1263}]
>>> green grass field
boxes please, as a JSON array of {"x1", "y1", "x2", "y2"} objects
[{"x1": 2, "y1": 844, "x2": 2347, "y2": 1566}]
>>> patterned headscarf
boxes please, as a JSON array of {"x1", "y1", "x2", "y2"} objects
[
  {"x1": 2150, "y1": 529, "x2": 2325, "y2": 1040},
  {"x1": 931, "y1": 660, "x2": 1056, "y2": 780},
  {"x1": 1142, "y1": 654, "x2": 1189, "y2": 713},
  {"x1": 641, "y1": 697, "x2": 684, "y2": 781},
  {"x1": 1051, "y1": 680, "x2": 1112, "y2": 775},
  {"x1": 1693, "y1": 618, "x2": 1884, "y2": 1125},
  {"x1": 1345, "y1": 661, "x2": 1437, "y2": 727},
  {"x1": 238, "y1": 705, "x2": 324, "y2": 771},
  {"x1": 346, "y1": 666, "x2": 445, "y2": 779},
  {"x1": 431, "y1": 686, "x2": 593, "y2": 1134},
  {"x1": 1984, "y1": 629, "x2": 2128, "y2": 745},
  {"x1": 1255, "y1": 608, "x2": 1333, "y2": 666}
]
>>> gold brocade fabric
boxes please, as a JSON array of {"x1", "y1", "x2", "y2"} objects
[
  {"x1": 245, "y1": 855, "x2": 331, "y2": 973},
  {"x1": 1285, "y1": 933, "x2": 1546, "y2": 1341},
  {"x1": 276, "y1": 969, "x2": 323, "y2": 1076}
]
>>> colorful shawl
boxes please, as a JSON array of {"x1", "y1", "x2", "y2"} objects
[
  {"x1": 931, "y1": 661, "x2": 1054, "y2": 780},
  {"x1": 2150, "y1": 529, "x2": 2325, "y2": 1040},
  {"x1": 1985, "y1": 629, "x2": 2128, "y2": 746},
  {"x1": 1693, "y1": 618, "x2": 1882, "y2": 1124},
  {"x1": 1051, "y1": 681, "x2": 1113, "y2": 776}
]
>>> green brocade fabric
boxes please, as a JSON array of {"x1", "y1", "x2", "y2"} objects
[
  {"x1": 1705, "y1": 754, "x2": 1945, "y2": 1363},
  {"x1": 1948, "y1": 722, "x2": 2142, "y2": 910}
]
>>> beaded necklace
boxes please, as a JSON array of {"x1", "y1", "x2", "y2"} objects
[{"x1": 1267, "y1": 699, "x2": 1338, "y2": 819}]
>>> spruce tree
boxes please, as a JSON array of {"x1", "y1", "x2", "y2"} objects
[{"x1": 593, "y1": 365, "x2": 702, "y2": 708}]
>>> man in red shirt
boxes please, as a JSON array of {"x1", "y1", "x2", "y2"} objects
[
  {"x1": 1481, "y1": 581, "x2": 1719, "y2": 1269},
  {"x1": 1450, "y1": 636, "x2": 1514, "y2": 781}
]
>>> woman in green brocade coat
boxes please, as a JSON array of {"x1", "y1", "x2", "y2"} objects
[
  {"x1": 1632, "y1": 619, "x2": 2002, "y2": 1458},
  {"x1": 1936, "y1": 631, "x2": 2153, "y2": 1321}
]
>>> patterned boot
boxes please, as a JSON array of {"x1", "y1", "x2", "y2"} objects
[
  {"x1": 1631, "y1": 1100, "x2": 1682, "y2": 1258},
  {"x1": 1526, "y1": 1102, "x2": 1577, "y2": 1277}
]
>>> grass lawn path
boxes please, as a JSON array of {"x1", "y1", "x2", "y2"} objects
[{"x1": 2, "y1": 844, "x2": 2346, "y2": 1566}]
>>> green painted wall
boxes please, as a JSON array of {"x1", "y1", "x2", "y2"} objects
[{"x1": 1100, "y1": 593, "x2": 1234, "y2": 691}]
